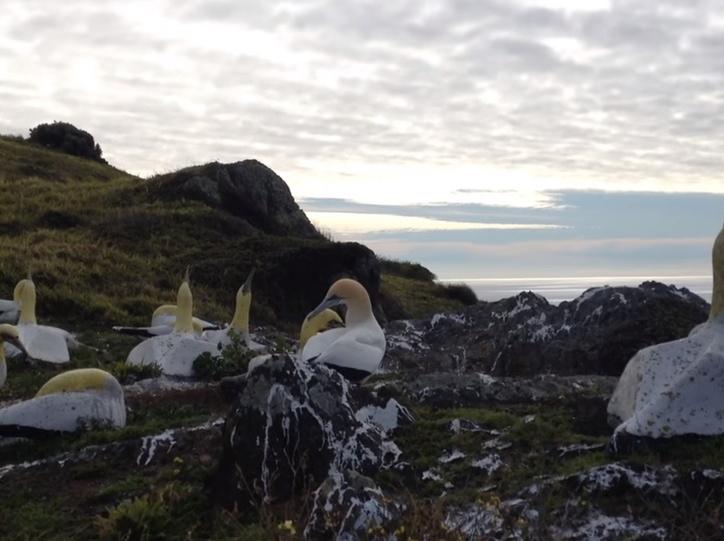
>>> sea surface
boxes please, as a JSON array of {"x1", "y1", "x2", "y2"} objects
[{"x1": 439, "y1": 276, "x2": 712, "y2": 305}]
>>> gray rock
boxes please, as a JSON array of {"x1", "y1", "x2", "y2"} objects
[
  {"x1": 214, "y1": 355, "x2": 398, "y2": 510},
  {"x1": 383, "y1": 282, "x2": 709, "y2": 376},
  {"x1": 154, "y1": 160, "x2": 320, "y2": 238},
  {"x1": 304, "y1": 470, "x2": 399, "y2": 540}
]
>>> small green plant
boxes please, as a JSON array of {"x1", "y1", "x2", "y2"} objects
[
  {"x1": 96, "y1": 482, "x2": 193, "y2": 540},
  {"x1": 110, "y1": 361, "x2": 162, "y2": 384},
  {"x1": 192, "y1": 333, "x2": 256, "y2": 380}
]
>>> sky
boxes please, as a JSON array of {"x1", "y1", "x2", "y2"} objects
[{"x1": 1, "y1": 0, "x2": 723, "y2": 291}]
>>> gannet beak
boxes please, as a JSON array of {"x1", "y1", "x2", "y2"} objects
[
  {"x1": 307, "y1": 295, "x2": 343, "y2": 321},
  {"x1": 242, "y1": 268, "x2": 256, "y2": 293}
]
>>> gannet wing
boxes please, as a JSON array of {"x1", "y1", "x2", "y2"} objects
[
  {"x1": 0, "y1": 299, "x2": 19, "y2": 324},
  {"x1": 113, "y1": 325, "x2": 173, "y2": 337},
  {"x1": 17, "y1": 325, "x2": 70, "y2": 364},
  {"x1": 313, "y1": 334, "x2": 384, "y2": 381},
  {"x1": 300, "y1": 327, "x2": 346, "y2": 362}
]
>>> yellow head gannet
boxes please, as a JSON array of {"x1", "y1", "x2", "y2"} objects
[
  {"x1": 0, "y1": 368, "x2": 126, "y2": 435},
  {"x1": 608, "y1": 224, "x2": 724, "y2": 440},
  {"x1": 126, "y1": 274, "x2": 218, "y2": 376},
  {"x1": 0, "y1": 324, "x2": 27, "y2": 388},
  {"x1": 299, "y1": 308, "x2": 344, "y2": 350},
  {"x1": 8, "y1": 277, "x2": 75, "y2": 364},
  {"x1": 203, "y1": 269, "x2": 265, "y2": 351},
  {"x1": 301, "y1": 278, "x2": 385, "y2": 381}
]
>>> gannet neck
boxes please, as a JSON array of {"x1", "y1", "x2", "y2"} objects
[
  {"x1": 174, "y1": 281, "x2": 194, "y2": 333},
  {"x1": 230, "y1": 287, "x2": 251, "y2": 337},
  {"x1": 299, "y1": 309, "x2": 344, "y2": 349},
  {"x1": 16, "y1": 279, "x2": 37, "y2": 325},
  {"x1": 711, "y1": 226, "x2": 724, "y2": 320}
]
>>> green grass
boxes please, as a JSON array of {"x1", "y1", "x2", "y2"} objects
[{"x1": 380, "y1": 274, "x2": 468, "y2": 319}]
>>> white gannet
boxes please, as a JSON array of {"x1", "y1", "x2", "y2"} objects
[
  {"x1": 113, "y1": 305, "x2": 217, "y2": 338},
  {"x1": 608, "y1": 224, "x2": 724, "y2": 440},
  {"x1": 301, "y1": 278, "x2": 385, "y2": 381},
  {"x1": 5, "y1": 277, "x2": 75, "y2": 364},
  {"x1": 0, "y1": 324, "x2": 27, "y2": 388},
  {"x1": 203, "y1": 269, "x2": 266, "y2": 351},
  {"x1": 0, "y1": 368, "x2": 126, "y2": 436},
  {"x1": 126, "y1": 274, "x2": 218, "y2": 377}
]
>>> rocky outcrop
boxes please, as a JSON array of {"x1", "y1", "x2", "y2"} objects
[
  {"x1": 214, "y1": 355, "x2": 400, "y2": 510},
  {"x1": 153, "y1": 160, "x2": 320, "y2": 238},
  {"x1": 384, "y1": 282, "x2": 709, "y2": 376},
  {"x1": 304, "y1": 470, "x2": 400, "y2": 540}
]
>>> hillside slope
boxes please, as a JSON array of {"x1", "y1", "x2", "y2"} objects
[{"x1": 0, "y1": 136, "x2": 467, "y2": 329}]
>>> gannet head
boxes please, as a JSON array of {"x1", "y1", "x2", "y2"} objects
[
  {"x1": 711, "y1": 224, "x2": 724, "y2": 319},
  {"x1": 299, "y1": 308, "x2": 344, "y2": 349},
  {"x1": 0, "y1": 324, "x2": 26, "y2": 359},
  {"x1": 14, "y1": 277, "x2": 37, "y2": 325},
  {"x1": 230, "y1": 268, "x2": 255, "y2": 335},
  {"x1": 308, "y1": 278, "x2": 373, "y2": 326},
  {"x1": 35, "y1": 368, "x2": 121, "y2": 397},
  {"x1": 174, "y1": 271, "x2": 194, "y2": 334}
]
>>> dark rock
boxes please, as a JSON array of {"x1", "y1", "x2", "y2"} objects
[
  {"x1": 153, "y1": 160, "x2": 320, "y2": 238},
  {"x1": 383, "y1": 283, "x2": 709, "y2": 376},
  {"x1": 374, "y1": 373, "x2": 617, "y2": 409},
  {"x1": 304, "y1": 470, "x2": 399, "y2": 540},
  {"x1": 214, "y1": 355, "x2": 398, "y2": 510}
]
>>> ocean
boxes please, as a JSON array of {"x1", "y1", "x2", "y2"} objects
[{"x1": 439, "y1": 275, "x2": 713, "y2": 305}]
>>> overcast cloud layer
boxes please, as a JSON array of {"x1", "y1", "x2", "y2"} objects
[
  {"x1": 2, "y1": 1, "x2": 723, "y2": 293},
  {"x1": 3, "y1": 0, "x2": 724, "y2": 202}
]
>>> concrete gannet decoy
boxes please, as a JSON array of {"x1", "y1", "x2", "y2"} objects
[
  {"x1": 113, "y1": 305, "x2": 216, "y2": 338},
  {"x1": 6, "y1": 277, "x2": 75, "y2": 364},
  {"x1": 301, "y1": 278, "x2": 385, "y2": 382},
  {"x1": 0, "y1": 368, "x2": 126, "y2": 436},
  {"x1": 0, "y1": 324, "x2": 27, "y2": 388},
  {"x1": 126, "y1": 273, "x2": 218, "y2": 376},
  {"x1": 299, "y1": 308, "x2": 344, "y2": 350},
  {"x1": 608, "y1": 224, "x2": 724, "y2": 441},
  {"x1": 203, "y1": 269, "x2": 265, "y2": 351}
]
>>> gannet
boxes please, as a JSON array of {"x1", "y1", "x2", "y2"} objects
[
  {"x1": 608, "y1": 224, "x2": 724, "y2": 440},
  {"x1": 113, "y1": 305, "x2": 217, "y2": 338},
  {"x1": 301, "y1": 278, "x2": 385, "y2": 381},
  {"x1": 299, "y1": 308, "x2": 344, "y2": 350},
  {"x1": 0, "y1": 368, "x2": 126, "y2": 436},
  {"x1": 6, "y1": 278, "x2": 75, "y2": 364},
  {"x1": 0, "y1": 324, "x2": 27, "y2": 388},
  {"x1": 203, "y1": 269, "x2": 265, "y2": 351},
  {"x1": 126, "y1": 274, "x2": 218, "y2": 377},
  {"x1": 246, "y1": 308, "x2": 345, "y2": 375}
]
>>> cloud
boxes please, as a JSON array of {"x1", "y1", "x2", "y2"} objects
[{"x1": 2, "y1": 0, "x2": 724, "y2": 200}]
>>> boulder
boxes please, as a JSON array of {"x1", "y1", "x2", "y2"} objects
[
  {"x1": 214, "y1": 355, "x2": 399, "y2": 509},
  {"x1": 383, "y1": 282, "x2": 709, "y2": 376},
  {"x1": 153, "y1": 160, "x2": 320, "y2": 238},
  {"x1": 304, "y1": 470, "x2": 399, "y2": 540}
]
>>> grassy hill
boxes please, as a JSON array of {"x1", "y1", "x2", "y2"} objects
[{"x1": 0, "y1": 135, "x2": 473, "y2": 331}]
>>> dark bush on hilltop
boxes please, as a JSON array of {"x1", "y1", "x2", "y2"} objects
[
  {"x1": 29, "y1": 121, "x2": 106, "y2": 163},
  {"x1": 380, "y1": 258, "x2": 436, "y2": 281},
  {"x1": 441, "y1": 282, "x2": 478, "y2": 305}
]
